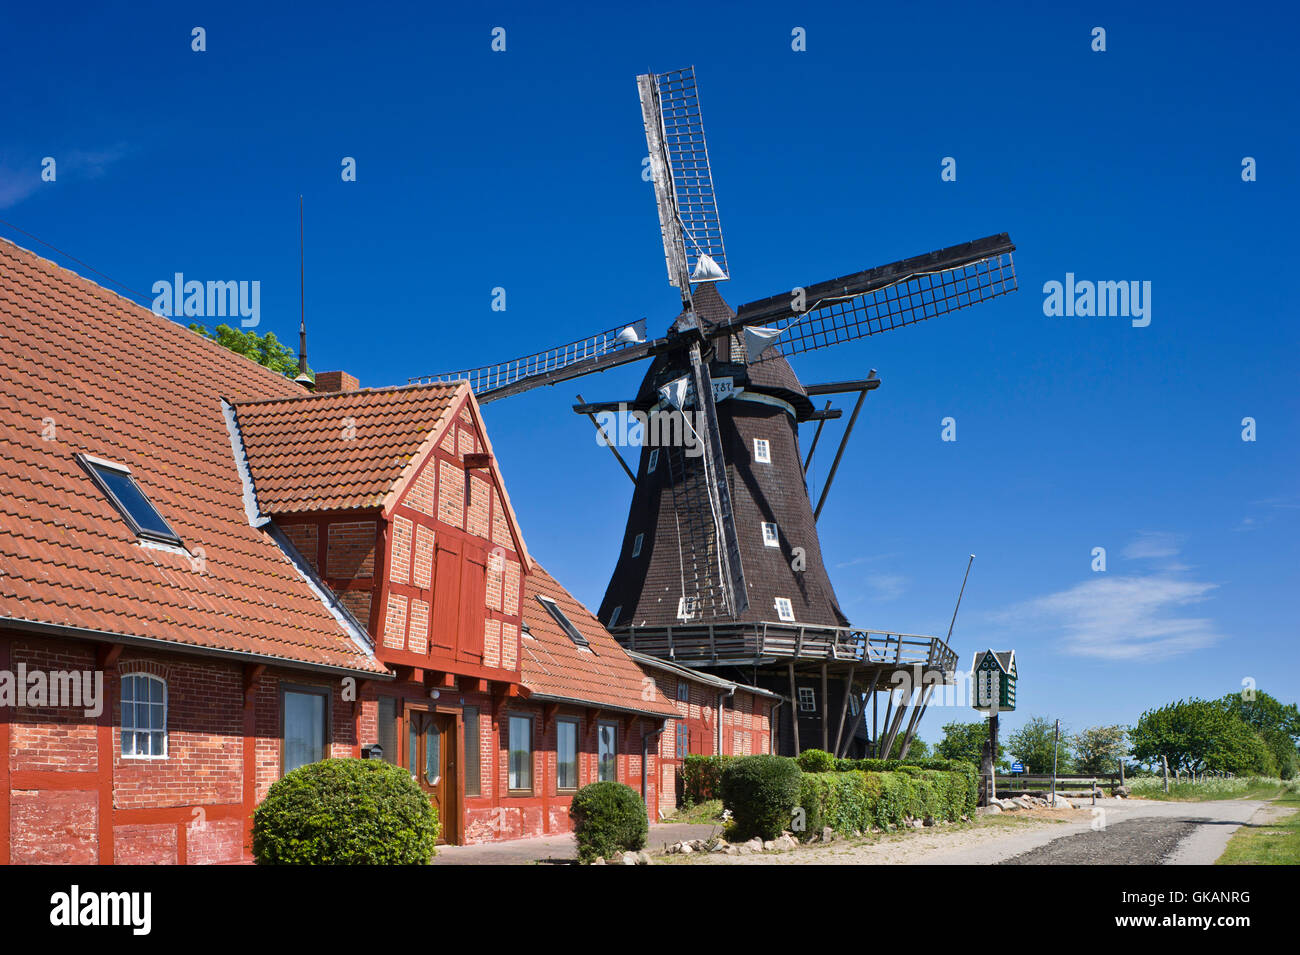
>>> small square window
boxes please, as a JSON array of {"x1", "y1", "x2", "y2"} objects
[
  {"x1": 753, "y1": 439, "x2": 771, "y2": 464},
  {"x1": 774, "y1": 597, "x2": 795, "y2": 622},
  {"x1": 647, "y1": 449, "x2": 659, "y2": 473},
  {"x1": 798, "y1": 687, "x2": 816, "y2": 713},
  {"x1": 632, "y1": 533, "x2": 644, "y2": 558},
  {"x1": 78, "y1": 454, "x2": 181, "y2": 545},
  {"x1": 761, "y1": 522, "x2": 779, "y2": 547},
  {"x1": 677, "y1": 595, "x2": 698, "y2": 621}
]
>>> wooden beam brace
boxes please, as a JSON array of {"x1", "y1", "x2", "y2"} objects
[
  {"x1": 576, "y1": 392, "x2": 636, "y2": 484},
  {"x1": 832, "y1": 663, "x2": 856, "y2": 757},
  {"x1": 787, "y1": 663, "x2": 800, "y2": 754},
  {"x1": 814, "y1": 386, "x2": 871, "y2": 521},
  {"x1": 803, "y1": 400, "x2": 833, "y2": 474}
]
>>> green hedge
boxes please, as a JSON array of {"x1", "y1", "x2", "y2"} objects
[
  {"x1": 569, "y1": 781, "x2": 648, "y2": 864},
  {"x1": 797, "y1": 765, "x2": 977, "y2": 838},
  {"x1": 252, "y1": 758, "x2": 439, "y2": 864},
  {"x1": 680, "y1": 754, "x2": 736, "y2": 807},
  {"x1": 794, "y1": 748, "x2": 837, "y2": 773},
  {"x1": 836, "y1": 756, "x2": 978, "y2": 817},
  {"x1": 720, "y1": 755, "x2": 802, "y2": 840}
]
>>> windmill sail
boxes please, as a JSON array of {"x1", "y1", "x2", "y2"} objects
[{"x1": 733, "y1": 234, "x2": 1017, "y2": 360}]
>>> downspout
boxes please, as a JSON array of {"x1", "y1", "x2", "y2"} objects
[{"x1": 769, "y1": 698, "x2": 784, "y2": 754}]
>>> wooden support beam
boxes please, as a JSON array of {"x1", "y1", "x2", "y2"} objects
[
  {"x1": 832, "y1": 663, "x2": 856, "y2": 757},
  {"x1": 837, "y1": 669, "x2": 880, "y2": 759},
  {"x1": 820, "y1": 664, "x2": 829, "y2": 752},
  {"x1": 576, "y1": 392, "x2": 636, "y2": 484},
  {"x1": 787, "y1": 663, "x2": 800, "y2": 754},
  {"x1": 803, "y1": 401, "x2": 833, "y2": 473},
  {"x1": 814, "y1": 386, "x2": 871, "y2": 521},
  {"x1": 898, "y1": 684, "x2": 936, "y2": 759}
]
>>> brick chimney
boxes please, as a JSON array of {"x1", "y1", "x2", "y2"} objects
[{"x1": 314, "y1": 371, "x2": 359, "y2": 394}]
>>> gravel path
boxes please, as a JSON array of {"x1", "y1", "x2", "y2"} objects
[{"x1": 997, "y1": 817, "x2": 1199, "y2": 865}]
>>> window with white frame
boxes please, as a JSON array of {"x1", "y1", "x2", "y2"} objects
[
  {"x1": 798, "y1": 687, "x2": 816, "y2": 713},
  {"x1": 677, "y1": 595, "x2": 698, "y2": 621},
  {"x1": 753, "y1": 438, "x2": 771, "y2": 463},
  {"x1": 761, "y1": 522, "x2": 779, "y2": 547},
  {"x1": 647, "y1": 449, "x2": 659, "y2": 473},
  {"x1": 774, "y1": 597, "x2": 795, "y2": 622},
  {"x1": 121, "y1": 673, "x2": 167, "y2": 757},
  {"x1": 631, "y1": 533, "x2": 644, "y2": 558}
]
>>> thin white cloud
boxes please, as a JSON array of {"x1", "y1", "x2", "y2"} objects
[
  {"x1": 992, "y1": 575, "x2": 1222, "y2": 661},
  {"x1": 865, "y1": 573, "x2": 906, "y2": 602},
  {"x1": 1122, "y1": 531, "x2": 1185, "y2": 561},
  {"x1": 0, "y1": 144, "x2": 130, "y2": 209}
]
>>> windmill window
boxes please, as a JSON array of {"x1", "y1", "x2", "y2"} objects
[
  {"x1": 632, "y1": 533, "x2": 644, "y2": 558},
  {"x1": 677, "y1": 595, "x2": 698, "y2": 621},
  {"x1": 753, "y1": 439, "x2": 771, "y2": 463},
  {"x1": 774, "y1": 597, "x2": 795, "y2": 622},
  {"x1": 536, "y1": 595, "x2": 590, "y2": 648},
  {"x1": 647, "y1": 449, "x2": 659, "y2": 473},
  {"x1": 677, "y1": 680, "x2": 689, "y2": 702},
  {"x1": 761, "y1": 522, "x2": 779, "y2": 547},
  {"x1": 78, "y1": 454, "x2": 181, "y2": 545},
  {"x1": 608, "y1": 606, "x2": 622, "y2": 628},
  {"x1": 798, "y1": 687, "x2": 816, "y2": 713}
]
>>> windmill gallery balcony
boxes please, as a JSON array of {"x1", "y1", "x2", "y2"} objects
[{"x1": 614, "y1": 620, "x2": 960, "y2": 675}]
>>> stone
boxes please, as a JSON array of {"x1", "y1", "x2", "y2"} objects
[
  {"x1": 592, "y1": 857, "x2": 606, "y2": 865},
  {"x1": 620, "y1": 851, "x2": 638, "y2": 865},
  {"x1": 774, "y1": 835, "x2": 798, "y2": 850},
  {"x1": 744, "y1": 837, "x2": 763, "y2": 853},
  {"x1": 709, "y1": 841, "x2": 729, "y2": 853},
  {"x1": 763, "y1": 840, "x2": 777, "y2": 852},
  {"x1": 679, "y1": 843, "x2": 693, "y2": 854},
  {"x1": 821, "y1": 827, "x2": 835, "y2": 843},
  {"x1": 636, "y1": 851, "x2": 652, "y2": 865},
  {"x1": 986, "y1": 803, "x2": 1002, "y2": 814}
]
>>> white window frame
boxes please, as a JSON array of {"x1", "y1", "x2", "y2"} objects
[
  {"x1": 120, "y1": 673, "x2": 168, "y2": 759},
  {"x1": 774, "y1": 597, "x2": 795, "y2": 622},
  {"x1": 753, "y1": 439, "x2": 771, "y2": 464},
  {"x1": 798, "y1": 687, "x2": 816, "y2": 713},
  {"x1": 647, "y1": 449, "x2": 659, "y2": 473},
  {"x1": 631, "y1": 533, "x2": 644, "y2": 558},
  {"x1": 677, "y1": 595, "x2": 698, "y2": 621},
  {"x1": 761, "y1": 522, "x2": 779, "y2": 547}
]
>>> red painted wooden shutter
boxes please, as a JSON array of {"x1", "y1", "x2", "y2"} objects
[
  {"x1": 430, "y1": 538, "x2": 461, "y2": 652},
  {"x1": 460, "y1": 544, "x2": 487, "y2": 664}
]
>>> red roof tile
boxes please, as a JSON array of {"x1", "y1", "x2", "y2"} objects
[
  {"x1": 234, "y1": 384, "x2": 462, "y2": 514},
  {"x1": 0, "y1": 238, "x2": 386, "y2": 673},
  {"x1": 521, "y1": 563, "x2": 677, "y2": 718}
]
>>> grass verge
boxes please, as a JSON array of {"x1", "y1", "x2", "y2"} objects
[{"x1": 1216, "y1": 792, "x2": 1300, "y2": 865}]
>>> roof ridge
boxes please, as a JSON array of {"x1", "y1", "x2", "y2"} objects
[{"x1": 232, "y1": 379, "x2": 466, "y2": 408}]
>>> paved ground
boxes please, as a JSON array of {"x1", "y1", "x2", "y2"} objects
[
  {"x1": 429, "y1": 822, "x2": 721, "y2": 865},
  {"x1": 429, "y1": 797, "x2": 1274, "y2": 865}
]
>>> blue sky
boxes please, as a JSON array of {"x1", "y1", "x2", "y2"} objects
[{"x1": 3, "y1": 2, "x2": 1297, "y2": 746}]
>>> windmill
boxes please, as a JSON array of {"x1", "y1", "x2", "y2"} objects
[{"x1": 412, "y1": 66, "x2": 1018, "y2": 757}]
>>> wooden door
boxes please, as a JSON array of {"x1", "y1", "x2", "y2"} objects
[{"x1": 408, "y1": 710, "x2": 458, "y2": 843}]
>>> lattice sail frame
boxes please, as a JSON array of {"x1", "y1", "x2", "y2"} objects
[
  {"x1": 749, "y1": 252, "x2": 1017, "y2": 361},
  {"x1": 408, "y1": 320, "x2": 646, "y2": 393},
  {"x1": 644, "y1": 66, "x2": 729, "y2": 286}
]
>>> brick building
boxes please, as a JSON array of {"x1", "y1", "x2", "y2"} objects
[{"x1": 0, "y1": 238, "x2": 727, "y2": 862}]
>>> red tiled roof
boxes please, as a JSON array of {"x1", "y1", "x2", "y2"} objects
[
  {"x1": 234, "y1": 384, "x2": 462, "y2": 514},
  {"x1": 521, "y1": 563, "x2": 677, "y2": 718},
  {"x1": 0, "y1": 238, "x2": 386, "y2": 674}
]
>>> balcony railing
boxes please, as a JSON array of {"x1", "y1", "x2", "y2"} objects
[{"x1": 616, "y1": 620, "x2": 959, "y2": 673}]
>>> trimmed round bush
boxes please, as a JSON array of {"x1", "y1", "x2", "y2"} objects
[
  {"x1": 720, "y1": 754, "x2": 802, "y2": 840},
  {"x1": 570, "y1": 781, "x2": 648, "y2": 864},
  {"x1": 795, "y1": 748, "x2": 837, "y2": 773},
  {"x1": 253, "y1": 758, "x2": 439, "y2": 864}
]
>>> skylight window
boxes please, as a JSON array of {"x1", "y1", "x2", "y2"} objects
[
  {"x1": 536, "y1": 595, "x2": 590, "y2": 648},
  {"x1": 647, "y1": 449, "x2": 659, "y2": 473},
  {"x1": 78, "y1": 454, "x2": 181, "y2": 545},
  {"x1": 761, "y1": 522, "x2": 779, "y2": 547},
  {"x1": 632, "y1": 533, "x2": 644, "y2": 558},
  {"x1": 774, "y1": 597, "x2": 795, "y2": 622}
]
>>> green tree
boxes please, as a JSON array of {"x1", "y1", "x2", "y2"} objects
[
  {"x1": 1074, "y1": 724, "x2": 1128, "y2": 776},
  {"x1": 1007, "y1": 716, "x2": 1073, "y2": 774},
  {"x1": 190, "y1": 323, "x2": 308, "y2": 379},
  {"x1": 1130, "y1": 698, "x2": 1278, "y2": 776},
  {"x1": 1218, "y1": 690, "x2": 1300, "y2": 779},
  {"x1": 887, "y1": 736, "x2": 930, "y2": 760},
  {"x1": 935, "y1": 720, "x2": 1004, "y2": 766}
]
